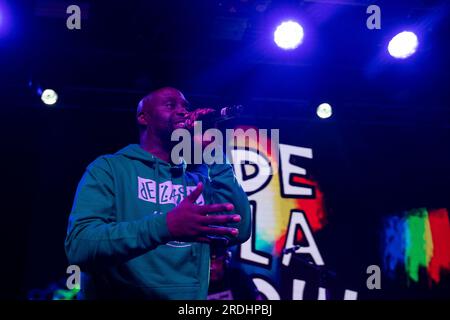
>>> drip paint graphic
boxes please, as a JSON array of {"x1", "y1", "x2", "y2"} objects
[{"x1": 382, "y1": 208, "x2": 450, "y2": 285}]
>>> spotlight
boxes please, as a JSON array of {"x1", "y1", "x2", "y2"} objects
[
  {"x1": 274, "y1": 20, "x2": 304, "y2": 50},
  {"x1": 0, "y1": 1, "x2": 12, "y2": 38},
  {"x1": 41, "y1": 89, "x2": 58, "y2": 105},
  {"x1": 316, "y1": 103, "x2": 332, "y2": 119},
  {"x1": 388, "y1": 31, "x2": 418, "y2": 59}
]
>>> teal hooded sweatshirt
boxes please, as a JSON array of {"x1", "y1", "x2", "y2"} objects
[{"x1": 65, "y1": 144, "x2": 251, "y2": 300}]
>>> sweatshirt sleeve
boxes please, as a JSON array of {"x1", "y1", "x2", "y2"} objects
[
  {"x1": 208, "y1": 158, "x2": 251, "y2": 246},
  {"x1": 64, "y1": 157, "x2": 172, "y2": 271}
]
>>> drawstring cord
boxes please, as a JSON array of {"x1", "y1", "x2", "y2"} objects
[
  {"x1": 155, "y1": 161, "x2": 161, "y2": 214},
  {"x1": 182, "y1": 173, "x2": 188, "y2": 201}
]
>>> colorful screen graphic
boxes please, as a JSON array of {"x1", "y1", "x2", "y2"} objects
[
  {"x1": 382, "y1": 208, "x2": 450, "y2": 285},
  {"x1": 229, "y1": 127, "x2": 358, "y2": 299}
]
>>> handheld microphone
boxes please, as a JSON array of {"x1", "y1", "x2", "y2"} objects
[{"x1": 196, "y1": 105, "x2": 244, "y2": 123}]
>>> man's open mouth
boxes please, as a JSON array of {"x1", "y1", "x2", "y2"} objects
[{"x1": 173, "y1": 120, "x2": 186, "y2": 128}]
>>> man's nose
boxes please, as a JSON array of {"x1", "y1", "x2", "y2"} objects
[{"x1": 176, "y1": 106, "x2": 188, "y2": 117}]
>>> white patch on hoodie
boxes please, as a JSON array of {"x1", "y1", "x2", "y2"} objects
[{"x1": 138, "y1": 177, "x2": 205, "y2": 205}]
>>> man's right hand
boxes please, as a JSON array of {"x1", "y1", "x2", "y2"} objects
[{"x1": 166, "y1": 182, "x2": 240, "y2": 243}]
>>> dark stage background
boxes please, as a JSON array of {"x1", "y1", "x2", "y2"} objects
[{"x1": 0, "y1": 0, "x2": 449, "y2": 300}]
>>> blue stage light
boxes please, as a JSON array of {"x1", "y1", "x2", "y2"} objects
[
  {"x1": 274, "y1": 20, "x2": 304, "y2": 50},
  {"x1": 388, "y1": 31, "x2": 419, "y2": 59}
]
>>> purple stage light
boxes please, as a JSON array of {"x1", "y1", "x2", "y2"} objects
[{"x1": 0, "y1": 0, "x2": 12, "y2": 38}]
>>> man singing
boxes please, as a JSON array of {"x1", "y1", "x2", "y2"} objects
[{"x1": 65, "y1": 87, "x2": 251, "y2": 299}]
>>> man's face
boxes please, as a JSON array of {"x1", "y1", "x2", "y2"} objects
[{"x1": 141, "y1": 88, "x2": 190, "y2": 138}]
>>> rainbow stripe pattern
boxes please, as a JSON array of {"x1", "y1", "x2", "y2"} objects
[{"x1": 382, "y1": 208, "x2": 450, "y2": 285}]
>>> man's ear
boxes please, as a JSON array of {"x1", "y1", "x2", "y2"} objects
[{"x1": 137, "y1": 111, "x2": 149, "y2": 127}]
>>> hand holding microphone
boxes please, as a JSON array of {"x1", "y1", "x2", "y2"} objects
[
  {"x1": 184, "y1": 108, "x2": 216, "y2": 130},
  {"x1": 184, "y1": 105, "x2": 244, "y2": 130}
]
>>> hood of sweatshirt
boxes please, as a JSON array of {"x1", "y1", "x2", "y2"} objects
[{"x1": 115, "y1": 143, "x2": 186, "y2": 170}]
